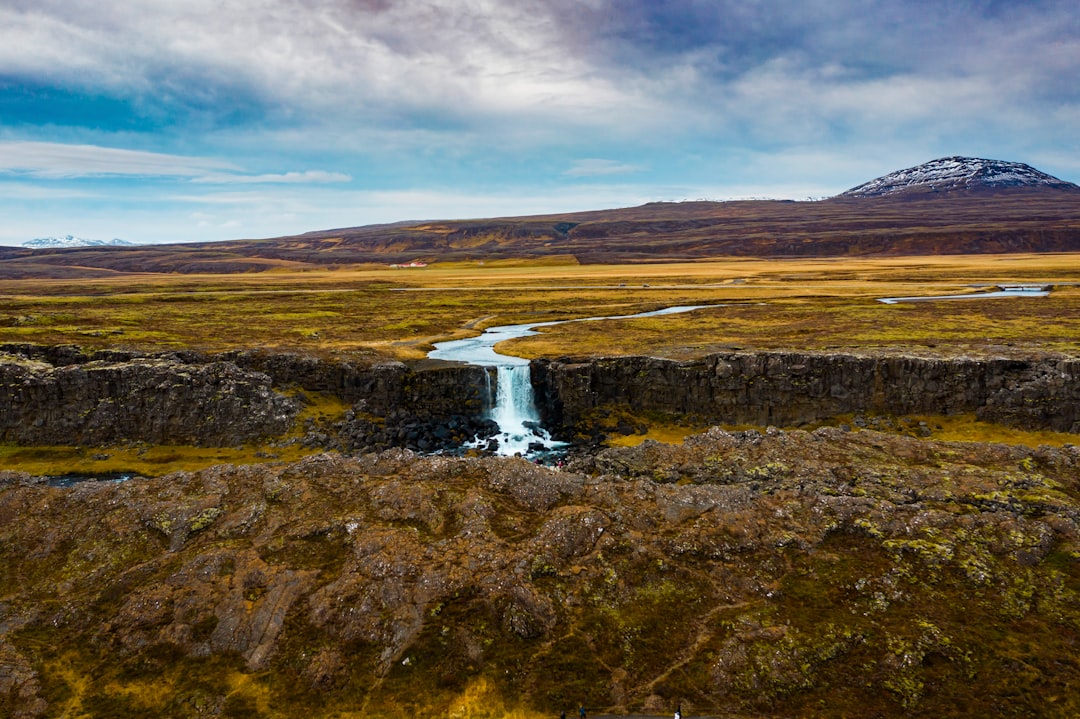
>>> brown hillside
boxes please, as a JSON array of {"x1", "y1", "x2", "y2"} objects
[{"x1": 3, "y1": 188, "x2": 1080, "y2": 278}]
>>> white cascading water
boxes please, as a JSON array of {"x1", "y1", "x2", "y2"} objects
[
  {"x1": 428, "y1": 305, "x2": 713, "y2": 457},
  {"x1": 489, "y1": 364, "x2": 556, "y2": 456}
]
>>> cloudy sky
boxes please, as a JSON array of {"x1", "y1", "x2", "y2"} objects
[{"x1": 1, "y1": 0, "x2": 1078, "y2": 246}]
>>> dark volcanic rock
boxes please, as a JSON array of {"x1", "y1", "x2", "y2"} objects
[
  {"x1": 532, "y1": 351, "x2": 1080, "y2": 438},
  {"x1": 3, "y1": 342, "x2": 1077, "y2": 457},
  {"x1": 326, "y1": 361, "x2": 496, "y2": 453},
  {"x1": 0, "y1": 346, "x2": 496, "y2": 451},
  {"x1": 0, "y1": 352, "x2": 298, "y2": 446},
  {"x1": 195, "y1": 352, "x2": 496, "y2": 452},
  {"x1": 332, "y1": 412, "x2": 499, "y2": 454}
]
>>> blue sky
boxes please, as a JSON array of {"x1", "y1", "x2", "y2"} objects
[{"x1": 1, "y1": 0, "x2": 1078, "y2": 246}]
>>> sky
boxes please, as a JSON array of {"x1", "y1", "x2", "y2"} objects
[{"x1": 1, "y1": 0, "x2": 1078, "y2": 246}]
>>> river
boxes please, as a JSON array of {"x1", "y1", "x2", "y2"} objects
[{"x1": 877, "y1": 286, "x2": 1050, "y2": 304}]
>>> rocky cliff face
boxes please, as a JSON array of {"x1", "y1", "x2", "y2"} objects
[
  {"x1": 532, "y1": 351, "x2": 1080, "y2": 438},
  {"x1": 0, "y1": 345, "x2": 495, "y2": 450},
  {"x1": 3, "y1": 343, "x2": 1077, "y2": 453},
  {"x1": 219, "y1": 351, "x2": 496, "y2": 451},
  {"x1": 1, "y1": 431, "x2": 1078, "y2": 717},
  {"x1": 318, "y1": 360, "x2": 498, "y2": 453},
  {"x1": 0, "y1": 351, "x2": 298, "y2": 446}
]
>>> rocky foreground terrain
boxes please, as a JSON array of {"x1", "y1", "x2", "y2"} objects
[{"x1": 2, "y1": 428, "x2": 1078, "y2": 718}]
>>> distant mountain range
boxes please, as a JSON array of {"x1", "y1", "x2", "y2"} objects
[
  {"x1": 23, "y1": 236, "x2": 136, "y2": 249},
  {"x1": 1, "y1": 157, "x2": 1078, "y2": 277}
]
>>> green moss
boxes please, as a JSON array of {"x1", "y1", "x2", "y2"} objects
[
  {"x1": 526, "y1": 634, "x2": 610, "y2": 710},
  {"x1": 883, "y1": 538, "x2": 956, "y2": 566},
  {"x1": 12, "y1": 634, "x2": 252, "y2": 718},
  {"x1": 190, "y1": 507, "x2": 224, "y2": 533}
]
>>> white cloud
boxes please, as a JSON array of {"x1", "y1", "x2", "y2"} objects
[
  {"x1": 0, "y1": 141, "x2": 237, "y2": 178},
  {"x1": 3, "y1": 0, "x2": 1075, "y2": 154},
  {"x1": 563, "y1": 159, "x2": 641, "y2": 178},
  {"x1": 0, "y1": 0, "x2": 1077, "y2": 250},
  {"x1": 0, "y1": 182, "x2": 98, "y2": 199},
  {"x1": 0, "y1": 142, "x2": 351, "y2": 185},
  {"x1": 192, "y1": 170, "x2": 352, "y2": 184},
  {"x1": 0, "y1": 1, "x2": 662, "y2": 132}
]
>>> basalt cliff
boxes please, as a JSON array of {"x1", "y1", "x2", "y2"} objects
[
  {"x1": 533, "y1": 351, "x2": 1080, "y2": 442},
  {"x1": 0, "y1": 345, "x2": 496, "y2": 452},
  {"x1": 2, "y1": 345, "x2": 1077, "y2": 453}
]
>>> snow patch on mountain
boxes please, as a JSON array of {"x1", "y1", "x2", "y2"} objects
[
  {"x1": 23, "y1": 235, "x2": 136, "y2": 249},
  {"x1": 839, "y1": 157, "x2": 1079, "y2": 198}
]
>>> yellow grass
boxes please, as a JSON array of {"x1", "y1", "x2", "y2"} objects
[
  {"x1": 607, "y1": 412, "x2": 1080, "y2": 450},
  {"x1": 45, "y1": 654, "x2": 94, "y2": 719},
  {"x1": 442, "y1": 677, "x2": 548, "y2": 719},
  {"x1": 227, "y1": 672, "x2": 274, "y2": 715},
  {"x1": 898, "y1": 413, "x2": 1080, "y2": 447},
  {"x1": 606, "y1": 424, "x2": 713, "y2": 447},
  {"x1": 0, "y1": 442, "x2": 323, "y2": 477},
  {"x1": 2, "y1": 253, "x2": 1079, "y2": 362}
]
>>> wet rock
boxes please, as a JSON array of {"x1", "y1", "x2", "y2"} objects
[{"x1": 334, "y1": 413, "x2": 499, "y2": 454}]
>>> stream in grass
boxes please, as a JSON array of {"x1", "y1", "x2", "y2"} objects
[
  {"x1": 877, "y1": 285, "x2": 1050, "y2": 304},
  {"x1": 45, "y1": 472, "x2": 136, "y2": 487},
  {"x1": 428, "y1": 305, "x2": 716, "y2": 456}
]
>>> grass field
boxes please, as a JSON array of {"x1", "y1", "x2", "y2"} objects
[{"x1": 2, "y1": 253, "x2": 1079, "y2": 361}]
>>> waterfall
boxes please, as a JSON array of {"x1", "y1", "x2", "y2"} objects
[{"x1": 488, "y1": 364, "x2": 552, "y2": 456}]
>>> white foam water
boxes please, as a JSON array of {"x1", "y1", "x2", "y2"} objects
[{"x1": 489, "y1": 364, "x2": 555, "y2": 456}]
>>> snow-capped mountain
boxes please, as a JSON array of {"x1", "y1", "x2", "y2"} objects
[
  {"x1": 22, "y1": 235, "x2": 136, "y2": 249},
  {"x1": 839, "y1": 157, "x2": 1080, "y2": 198}
]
